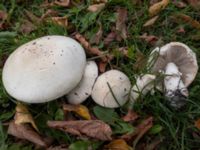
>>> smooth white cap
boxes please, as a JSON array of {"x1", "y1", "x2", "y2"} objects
[
  {"x1": 67, "y1": 61, "x2": 98, "y2": 104},
  {"x1": 2, "y1": 35, "x2": 86, "y2": 103},
  {"x1": 91, "y1": 70, "x2": 131, "y2": 108}
]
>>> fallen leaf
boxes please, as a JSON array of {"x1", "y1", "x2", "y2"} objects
[
  {"x1": 74, "y1": 33, "x2": 107, "y2": 62},
  {"x1": 14, "y1": 103, "x2": 39, "y2": 132},
  {"x1": 52, "y1": 16, "x2": 68, "y2": 28},
  {"x1": 143, "y1": 16, "x2": 159, "y2": 27},
  {"x1": 172, "y1": 0, "x2": 187, "y2": 8},
  {"x1": 87, "y1": 3, "x2": 105, "y2": 12},
  {"x1": 149, "y1": 0, "x2": 170, "y2": 17},
  {"x1": 118, "y1": 47, "x2": 128, "y2": 57},
  {"x1": 122, "y1": 116, "x2": 153, "y2": 143},
  {"x1": 116, "y1": 8, "x2": 128, "y2": 40},
  {"x1": 195, "y1": 118, "x2": 200, "y2": 130},
  {"x1": 133, "y1": 50, "x2": 147, "y2": 71},
  {"x1": 40, "y1": 9, "x2": 58, "y2": 20},
  {"x1": 186, "y1": 0, "x2": 200, "y2": 10},
  {"x1": 90, "y1": 23, "x2": 103, "y2": 44},
  {"x1": 104, "y1": 139, "x2": 132, "y2": 150},
  {"x1": 174, "y1": 14, "x2": 200, "y2": 30},
  {"x1": 19, "y1": 20, "x2": 36, "y2": 34},
  {"x1": 104, "y1": 31, "x2": 117, "y2": 46},
  {"x1": 98, "y1": 61, "x2": 108, "y2": 73},
  {"x1": 139, "y1": 33, "x2": 158, "y2": 45},
  {"x1": 8, "y1": 121, "x2": 47, "y2": 147},
  {"x1": 176, "y1": 26, "x2": 185, "y2": 33},
  {"x1": 24, "y1": 10, "x2": 40, "y2": 25},
  {"x1": 47, "y1": 144, "x2": 68, "y2": 150},
  {"x1": 122, "y1": 110, "x2": 139, "y2": 122},
  {"x1": 0, "y1": 10, "x2": 8, "y2": 29},
  {"x1": 63, "y1": 104, "x2": 91, "y2": 120},
  {"x1": 54, "y1": 0, "x2": 70, "y2": 7},
  {"x1": 47, "y1": 120, "x2": 112, "y2": 141}
]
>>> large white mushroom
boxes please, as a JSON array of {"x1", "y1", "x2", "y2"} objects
[
  {"x1": 91, "y1": 70, "x2": 131, "y2": 108},
  {"x1": 150, "y1": 42, "x2": 198, "y2": 108},
  {"x1": 2, "y1": 35, "x2": 86, "y2": 103},
  {"x1": 67, "y1": 61, "x2": 98, "y2": 104}
]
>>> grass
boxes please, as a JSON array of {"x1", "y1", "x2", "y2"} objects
[{"x1": 1, "y1": 0, "x2": 200, "y2": 149}]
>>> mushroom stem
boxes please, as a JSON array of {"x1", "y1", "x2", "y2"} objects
[
  {"x1": 129, "y1": 74, "x2": 156, "y2": 109},
  {"x1": 164, "y1": 62, "x2": 188, "y2": 109}
]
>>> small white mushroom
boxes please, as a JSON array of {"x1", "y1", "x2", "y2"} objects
[
  {"x1": 2, "y1": 35, "x2": 86, "y2": 103},
  {"x1": 91, "y1": 70, "x2": 131, "y2": 108},
  {"x1": 150, "y1": 42, "x2": 198, "y2": 108},
  {"x1": 130, "y1": 74, "x2": 156, "y2": 104},
  {"x1": 67, "y1": 61, "x2": 98, "y2": 104}
]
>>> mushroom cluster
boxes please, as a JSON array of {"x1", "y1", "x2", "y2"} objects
[{"x1": 2, "y1": 36, "x2": 198, "y2": 109}]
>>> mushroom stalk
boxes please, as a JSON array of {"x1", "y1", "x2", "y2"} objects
[{"x1": 164, "y1": 62, "x2": 188, "y2": 109}]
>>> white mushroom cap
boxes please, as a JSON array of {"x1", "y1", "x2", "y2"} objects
[
  {"x1": 91, "y1": 70, "x2": 131, "y2": 108},
  {"x1": 2, "y1": 35, "x2": 86, "y2": 103},
  {"x1": 67, "y1": 61, "x2": 98, "y2": 104},
  {"x1": 130, "y1": 74, "x2": 156, "y2": 102},
  {"x1": 150, "y1": 42, "x2": 198, "y2": 87}
]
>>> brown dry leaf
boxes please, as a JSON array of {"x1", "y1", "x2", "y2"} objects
[
  {"x1": 186, "y1": 0, "x2": 200, "y2": 9},
  {"x1": 87, "y1": 3, "x2": 105, "y2": 12},
  {"x1": 54, "y1": 0, "x2": 70, "y2": 7},
  {"x1": 118, "y1": 47, "x2": 128, "y2": 57},
  {"x1": 149, "y1": 0, "x2": 170, "y2": 17},
  {"x1": 14, "y1": 103, "x2": 39, "y2": 132},
  {"x1": 104, "y1": 31, "x2": 117, "y2": 46},
  {"x1": 143, "y1": 16, "x2": 159, "y2": 27},
  {"x1": 122, "y1": 116, "x2": 153, "y2": 142},
  {"x1": 52, "y1": 16, "x2": 68, "y2": 28},
  {"x1": 8, "y1": 121, "x2": 47, "y2": 147},
  {"x1": 172, "y1": 0, "x2": 187, "y2": 8},
  {"x1": 133, "y1": 51, "x2": 147, "y2": 71},
  {"x1": 122, "y1": 110, "x2": 139, "y2": 122},
  {"x1": 176, "y1": 26, "x2": 185, "y2": 33},
  {"x1": 90, "y1": 23, "x2": 103, "y2": 44},
  {"x1": 19, "y1": 20, "x2": 36, "y2": 34},
  {"x1": 74, "y1": 33, "x2": 107, "y2": 62},
  {"x1": 195, "y1": 118, "x2": 200, "y2": 130},
  {"x1": 47, "y1": 120, "x2": 112, "y2": 141},
  {"x1": 0, "y1": 10, "x2": 8, "y2": 29},
  {"x1": 24, "y1": 10, "x2": 40, "y2": 25},
  {"x1": 139, "y1": 33, "x2": 158, "y2": 45},
  {"x1": 63, "y1": 104, "x2": 91, "y2": 120},
  {"x1": 47, "y1": 144, "x2": 68, "y2": 150},
  {"x1": 93, "y1": 0, "x2": 108, "y2": 3},
  {"x1": 174, "y1": 14, "x2": 200, "y2": 30},
  {"x1": 104, "y1": 139, "x2": 132, "y2": 150},
  {"x1": 116, "y1": 8, "x2": 128, "y2": 40},
  {"x1": 98, "y1": 61, "x2": 108, "y2": 73},
  {"x1": 40, "y1": 9, "x2": 58, "y2": 20}
]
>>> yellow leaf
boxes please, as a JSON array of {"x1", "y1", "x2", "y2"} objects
[
  {"x1": 149, "y1": 0, "x2": 170, "y2": 17},
  {"x1": 143, "y1": 15, "x2": 159, "y2": 27},
  {"x1": 104, "y1": 139, "x2": 132, "y2": 150},
  {"x1": 14, "y1": 103, "x2": 39, "y2": 132},
  {"x1": 195, "y1": 118, "x2": 200, "y2": 130},
  {"x1": 63, "y1": 104, "x2": 91, "y2": 120},
  {"x1": 51, "y1": 16, "x2": 68, "y2": 28}
]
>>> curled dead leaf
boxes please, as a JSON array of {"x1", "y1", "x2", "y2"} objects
[
  {"x1": 54, "y1": 0, "x2": 70, "y2": 7},
  {"x1": 149, "y1": 0, "x2": 170, "y2": 17},
  {"x1": 63, "y1": 104, "x2": 91, "y2": 120},
  {"x1": 139, "y1": 33, "x2": 158, "y2": 45},
  {"x1": 172, "y1": 1, "x2": 187, "y2": 8},
  {"x1": 104, "y1": 139, "x2": 132, "y2": 150},
  {"x1": 195, "y1": 118, "x2": 200, "y2": 130},
  {"x1": 47, "y1": 120, "x2": 112, "y2": 141},
  {"x1": 104, "y1": 31, "x2": 117, "y2": 46},
  {"x1": 87, "y1": 3, "x2": 105, "y2": 12},
  {"x1": 116, "y1": 8, "x2": 128, "y2": 40},
  {"x1": 8, "y1": 121, "x2": 47, "y2": 147},
  {"x1": 14, "y1": 103, "x2": 39, "y2": 132},
  {"x1": 24, "y1": 10, "x2": 40, "y2": 25},
  {"x1": 173, "y1": 14, "x2": 200, "y2": 30},
  {"x1": 74, "y1": 33, "x2": 107, "y2": 62},
  {"x1": 143, "y1": 16, "x2": 159, "y2": 27},
  {"x1": 122, "y1": 110, "x2": 139, "y2": 122},
  {"x1": 90, "y1": 23, "x2": 103, "y2": 44},
  {"x1": 40, "y1": 9, "x2": 58, "y2": 20},
  {"x1": 52, "y1": 16, "x2": 68, "y2": 28},
  {"x1": 186, "y1": 0, "x2": 200, "y2": 10}
]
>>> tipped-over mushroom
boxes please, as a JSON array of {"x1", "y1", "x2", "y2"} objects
[
  {"x1": 150, "y1": 42, "x2": 198, "y2": 108},
  {"x1": 2, "y1": 35, "x2": 86, "y2": 103},
  {"x1": 91, "y1": 70, "x2": 131, "y2": 108},
  {"x1": 67, "y1": 61, "x2": 98, "y2": 104}
]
